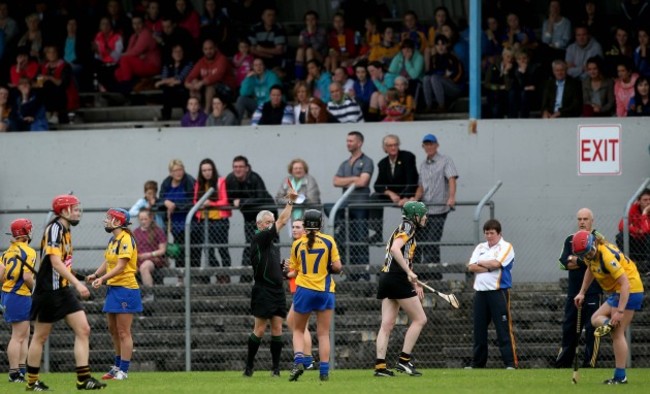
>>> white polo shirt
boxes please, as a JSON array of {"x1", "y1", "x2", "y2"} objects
[{"x1": 469, "y1": 237, "x2": 515, "y2": 291}]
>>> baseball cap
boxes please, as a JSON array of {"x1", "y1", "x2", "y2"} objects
[
  {"x1": 572, "y1": 230, "x2": 594, "y2": 256},
  {"x1": 422, "y1": 134, "x2": 438, "y2": 143}
]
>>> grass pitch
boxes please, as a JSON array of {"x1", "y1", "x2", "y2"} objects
[{"x1": 5, "y1": 369, "x2": 649, "y2": 394}]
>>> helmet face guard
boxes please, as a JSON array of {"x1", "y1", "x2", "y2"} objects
[
  {"x1": 402, "y1": 201, "x2": 427, "y2": 227},
  {"x1": 52, "y1": 195, "x2": 82, "y2": 225},
  {"x1": 104, "y1": 208, "x2": 131, "y2": 232},
  {"x1": 572, "y1": 230, "x2": 595, "y2": 257},
  {"x1": 10, "y1": 218, "x2": 33, "y2": 241}
]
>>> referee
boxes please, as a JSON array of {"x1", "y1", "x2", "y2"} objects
[{"x1": 243, "y1": 188, "x2": 298, "y2": 377}]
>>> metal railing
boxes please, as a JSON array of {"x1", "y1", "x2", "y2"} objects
[{"x1": 474, "y1": 181, "x2": 503, "y2": 244}]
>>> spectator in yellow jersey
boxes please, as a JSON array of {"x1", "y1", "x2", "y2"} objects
[
  {"x1": 374, "y1": 201, "x2": 428, "y2": 378},
  {"x1": 87, "y1": 208, "x2": 142, "y2": 381},
  {"x1": 27, "y1": 195, "x2": 106, "y2": 391},
  {"x1": 288, "y1": 209, "x2": 342, "y2": 382},
  {"x1": 1, "y1": 219, "x2": 36, "y2": 383},
  {"x1": 573, "y1": 230, "x2": 645, "y2": 385}
]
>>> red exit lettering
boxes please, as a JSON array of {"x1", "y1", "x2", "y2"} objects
[{"x1": 581, "y1": 139, "x2": 619, "y2": 162}]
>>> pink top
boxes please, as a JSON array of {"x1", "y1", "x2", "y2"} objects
[
  {"x1": 233, "y1": 53, "x2": 254, "y2": 85},
  {"x1": 193, "y1": 177, "x2": 232, "y2": 220},
  {"x1": 123, "y1": 27, "x2": 161, "y2": 70},
  {"x1": 614, "y1": 73, "x2": 639, "y2": 117}
]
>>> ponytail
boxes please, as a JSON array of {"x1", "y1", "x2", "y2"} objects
[{"x1": 307, "y1": 230, "x2": 317, "y2": 249}]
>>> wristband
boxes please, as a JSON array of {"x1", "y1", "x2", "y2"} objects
[{"x1": 287, "y1": 201, "x2": 294, "y2": 205}]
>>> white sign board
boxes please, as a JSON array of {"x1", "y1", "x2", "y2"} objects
[{"x1": 577, "y1": 124, "x2": 621, "y2": 175}]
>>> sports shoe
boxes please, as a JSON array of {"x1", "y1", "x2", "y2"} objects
[
  {"x1": 603, "y1": 377, "x2": 627, "y2": 384},
  {"x1": 114, "y1": 371, "x2": 128, "y2": 380},
  {"x1": 319, "y1": 374, "x2": 329, "y2": 381},
  {"x1": 9, "y1": 373, "x2": 25, "y2": 383},
  {"x1": 271, "y1": 369, "x2": 280, "y2": 378},
  {"x1": 242, "y1": 367, "x2": 253, "y2": 377},
  {"x1": 76, "y1": 377, "x2": 107, "y2": 390},
  {"x1": 304, "y1": 362, "x2": 315, "y2": 370},
  {"x1": 396, "y1": 361, "x2": 422, "y2": 376},
  {"x1": 101, "y1": 366, "x2": 119, "y2": 380},
  {"x1": 374, "y1": 368, "x2": 395, "y2": 377},
  {"x1": 288, "y1": 363, "x2": 304, "y2": 382},
  {"x1": 26, "y1": 380, "x2": 50, "y2": 391},
  {"x1": 594, "y1": 323, "x2": 614, "y2": 337}
]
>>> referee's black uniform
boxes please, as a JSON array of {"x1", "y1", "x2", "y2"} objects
[{"x1": 555, "y1": 232, "x2": 602, "y2": 368}]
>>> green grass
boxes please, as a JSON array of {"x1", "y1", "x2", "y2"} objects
[{"x1": 7, "y1": 369, "x2": 650, "y2": 394}]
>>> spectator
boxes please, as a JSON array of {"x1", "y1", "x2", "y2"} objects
[
  {"x1": 327, "y1": 82, "x2": 364, "y2": 123},
  {"x1": 634, "y1": 27, "x2": 650, "y2": 78},
  {"x1": 614, "y1": 59, "x2": 639, "y2": 117},
  {"x1": 9, "y1": 47, "x2": 39, "y2": 87},
  {"x1": 356, "y1": 16, "x2": 380, "y2": 62},
  {"x1": 133, "y1": 208, "x2": 167, "y2": 296},
  {"x1": 248, "y1": 7, "x2": 287, "y2": 71},
  {"x1": 483, "y1": 47, "x2": 513, "y2": 119},
  {"x1": 295, "y1": 10, "x2": 327, "y2": 80},
  {"x1": 619, "y1": 0, "x2": 650, "y2": 34},
  {"x1": 155, "y1": 159, "x2": 196, "y2": 265},
  {"x1": 388, "y1": 39, "x2": 424, "y2": 99},
  {"x1": 174, "y1": 0, "x2": 201, "y2": 40},
  {"x1": 17, "y1": 14, "x2": 42, "y2": 61},
  {"x1": 368, "y1": 134, "x2": 418, "y2": 243},
  {"x1": 306, "y1": 59, "x2": 331, "y2": 103},
  {"x1": 39, "y1": 44, "x2": 78, "y2": 125},
  {"x1": 129, "y1": 180, "x2": 164, "y2": 228},
  {"x1": 92, "y1": 16, "x2": 123, "y2": 92},
  {"x1": 368, "y1": 25, "x2": 400, "y2": 67},
  {"x1": 384, "y1": 77, "x2": 414, "y2": 121},
  {"x1": 438, "y1": 23, "x2": 469, "y2": 80},
  {"x1": 192, "y1": 158, "x2": 232, "y2": 276},
  {"x1": 332, "y1": 131, "x2": 374, "y2": 281},
  {"x1": 332, "y1": 66, "x2": 354, "y2": 96},
  {"x1": 541, "y1": 59, "x2": 582, "y2": 118},
  {"x1": 225, "y1": 155, "x2": 276, "y2": 282},
  {"x1": 159, "y1": 17, "x2": 196, "y2": 64},
  {"x1": 235, "y1": 57, "x2": 281, "y2": 121},
  {"x1": 555, "y1": 208, "x2": 602, "y2": 368},
  {"x1": 580, "y1": 0, "x2": 608, "y2": 48},
  {"x1": 206, "y1": 93, "x2": 238, "y2": 126},
  {"x1": 250, "y1": 84, "x2": 294, "y2": 126},
  {"x1": 106, "y1": 0, "x2": 132, "y2": 40},
  {"x1": 64, "y1": 17, "x2": 92, "y2": 92},
  {"x1": 540, "y1": 0, "x2": 572, "y2": 62},
  {"x1": 422, "y1": 35, "x2": 464, "y2": 113},
  {"x1": 292, "y1": 80, "x2": 311, "y2": 124},
  {"x1": 180, "y1": 96, "x2": 207, "y2": 127},
  {"x1": 565, "y1": 25, "x2": 603, "y2": 80},
  {"x1": 413, "y1": 133, "x2": 458, "y2": 272},
  {"x1": 425, "y1": 6, "x2": 456, "y2": 63},
  {"x1": 350, "y1": 61, "x2": 376, "y2": 119},
  {"x1": 367, "y1": 60, "x2": 396, "y2": 120},
  {"x1": 229, "y1": 0, "x2": 266, "y2": 37},
  {"x1": 466, "y1": 219, "x2": 518, "y2": 369},
  {"x1": 604, "y1": 27, "x2": 633, "y2": 78},
  {"x1": 114, "y1": 14, "x2": 161, "y2": 90},
  {"x1": 155, "y1": 44, "x2": 193, "y2": 121},
  {"x1": 13, "y1": 77, "x2": 47, "y2": 131},
  {"x1": 506, "y1": 49, "x2": 540, "y2": 119},
  {"x1": 306, "y1": 97, "x2": 338, "y2": 123},
  {"x1": 199, "y1": 0, "x2": 231, "y2": 51},
  {"x1": 275, "y1": 158, "x2": 321, "y2": 225},
  {"x1": 501, "y1": 12, "x2": 537, "y2": 53},
  {"x1": 0, "y1": 2, "x2": 18, "y2": 45},
  {"x1": 0, "y1": 85, "x2": 14, "y2": 131},
  {"x1": 627, "y1": 76, "x2": 650, "y2": 116},
  {"x1": 233, "y1": 38, "x2": 254, "y2": 86},
  {"x1": 482, "y1": 16, "x2": 504, "y2": 60},
  {"x1": 582, "y1": 56, "x2": 615, "y2": 117},
  {"x1": 616, "y1": 188, "x2": 650, "y2": 263},
  {"x1": 184, "y1": 38, "x2": 236, "y2": 114},
  {"x1": 399, "y1": 10, "x2": 427, "y2": 53},
  {"x1": 324, "y1": 12, "x2": 357, "y2": 73},
  {"x1": 144, "y1": 1, "x2": 163, "y2": 40}
]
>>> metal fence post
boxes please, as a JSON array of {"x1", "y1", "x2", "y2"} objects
[
  {"x1": 184, "y1": 187, "x2": 215, "y2": 372},
  {"x1": 473, "y1": 181, "x2": 503, "y2": 243}
]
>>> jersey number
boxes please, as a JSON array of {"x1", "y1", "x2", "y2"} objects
[
  {"x1": 2, "y1": 257, "x2": 19, "y2": 281},
  {"x1": 300, "y1": 248, "x2": 325, "y2": 274}
]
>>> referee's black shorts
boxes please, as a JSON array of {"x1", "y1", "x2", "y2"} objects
[
  {"x1": 251, "y1": 285, "x2": 287, "y2": 319},
  {"x1": 30, "y1": 287, "x2": 85, "y2": 323},
  {"x1": 377, "y1": 272, "x2": 417, "y2": 300}
]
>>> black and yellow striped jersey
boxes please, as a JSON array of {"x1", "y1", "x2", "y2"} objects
[
  {"x1": 36, "y1": 220, "x2": 73, "y2": 293},
  {"x1": 381, "y1": 220, "x2": 416, "y2": 273}
]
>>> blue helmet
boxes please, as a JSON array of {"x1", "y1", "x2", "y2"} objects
[{"x1": 106, "y1": 208, "x2": 131, "y2": 227}]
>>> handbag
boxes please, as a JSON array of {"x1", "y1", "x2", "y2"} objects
[{"x1": 166, "y1": 216, "x2": 182, "y2": 259}]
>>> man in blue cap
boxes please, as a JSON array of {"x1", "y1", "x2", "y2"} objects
[{"x1": 413, "y1": 133, "x2": 458, "y2": 276}]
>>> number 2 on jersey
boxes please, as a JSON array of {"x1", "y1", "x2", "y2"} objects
[{"x1": 300, "y1": 248, "x2": 325, "y2": 274}]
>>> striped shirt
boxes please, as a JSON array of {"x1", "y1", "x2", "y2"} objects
[
  {"x1": 418, "y1": 152, "x2": 458, "y2": 215},
  {"x1": 36, "y1": 220, "x2": 73, "y2": 293},
  {"x1": 327, "y1": 97, "x2": 365, "y2": 123},
  {"x1": 469, "y1": 237, "x2": 515, "y2": 291},
  {"x1": 381, "y1": 220, "x2": 416, "y2": 274}
]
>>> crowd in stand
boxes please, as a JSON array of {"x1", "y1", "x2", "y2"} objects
[{"x1": 1, "y1": 0, "x2": 650, "y2": 132}]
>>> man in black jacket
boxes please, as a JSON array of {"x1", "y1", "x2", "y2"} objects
[
  {"x1": 226, "y1": 155, "x2": 276, "y2": 282},
  {"x1": 368, "y1": 134, "x2": 418, "y2": 243}
]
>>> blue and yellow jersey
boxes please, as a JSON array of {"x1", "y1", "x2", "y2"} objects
[
  {"x1": 104, "y1": 230, "x2": 138, "y2": 289},
  {"x1": 37, "y1": 220, "x2": 73, "y2": 292},
  {"x1": 1, "y1": 241, "x2": 36, "y2": 296},
  {"x1": 584, "y1": 242, "x2": 644, "y2": 293},
  {"x1": 381, "y1": 220, "x2": 416, "y2": 274},
  {"x1": 290, "y1": 232, "x2": 340, "y2": 293}
]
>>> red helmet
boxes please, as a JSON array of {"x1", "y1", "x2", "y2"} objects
[
  {"x1": 10, "y1": 218, "x2": 33, "y2": 238},
  {"x1": 52, "y1": 194, "x2": 80, "y2": 215},
  {"x1": 106, "y1": 208, "x2": 130, "y2": 227},
  {"x1": 572, "y1": 230, "x2": 595, "y2": 257}
]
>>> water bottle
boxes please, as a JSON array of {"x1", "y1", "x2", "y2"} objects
[{"x1": 93, "y1": 73, "x2": 99, "y2": 92}]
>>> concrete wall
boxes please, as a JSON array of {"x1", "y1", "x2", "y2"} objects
[{"x1": 1, "y1": 118, "x2": 648, "y2": 281}]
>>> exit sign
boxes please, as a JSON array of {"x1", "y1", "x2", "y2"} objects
[{"x1": 578, "y1": 124, "x2": 622, "y2": 176}]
